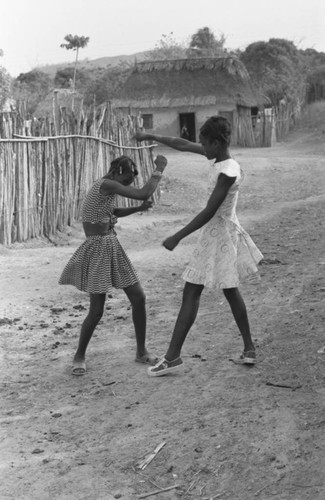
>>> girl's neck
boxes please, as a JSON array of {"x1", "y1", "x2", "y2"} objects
[
  {"x1": 212, "y1": 143, "x2": 231, "y2": 163},
  {"x1": 215, "y1": 151, "x2": 231, "y2": 163}
]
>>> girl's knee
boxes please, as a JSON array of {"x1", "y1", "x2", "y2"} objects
[
  {"x1": 133, "y1": 289, "x2": 146, "y2": 307},
  {"x1": 88, "y1": 306, "x2": 104, "y2": 322},
  {"x1": 126, "y1": 284, "x2": 146, "y2": 307},
  {"x1": 95, "y1": 311, "x2": 104, "y2": 323},
  {"x1": 183, "y1": 282, "x2": 204, "y2": 302}
]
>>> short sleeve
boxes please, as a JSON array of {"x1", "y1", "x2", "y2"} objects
[{"x1": 219, "y1": 160, "x2": 240, "y2": 178}]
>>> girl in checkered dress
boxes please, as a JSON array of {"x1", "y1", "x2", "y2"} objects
[{"x1": 59, "y1": 155, "x2": 167, "y2": 375}]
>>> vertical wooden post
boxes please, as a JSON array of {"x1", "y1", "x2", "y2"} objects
[{"x1": 53, "y1": 90, "x2": 60, "y2": 136}]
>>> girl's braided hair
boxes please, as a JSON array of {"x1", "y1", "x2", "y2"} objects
[
  {"x1": 109, "y1": 155, "x2": 138, "y2": 176},
  {"x1": 200, "y1": 116, "x2": 232, "y2": 145}
]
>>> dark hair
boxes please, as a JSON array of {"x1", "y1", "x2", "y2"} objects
[
  {"x1": 199, "y1": 116, "x2": 232, "y2": 145},
  {"x1": 109, "y1": 155, "x2": 138, "y2": 176}
]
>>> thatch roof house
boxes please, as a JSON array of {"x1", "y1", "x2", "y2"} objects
[{"x1": 113, "y1": 58, "x2": 270, "y2": 147}]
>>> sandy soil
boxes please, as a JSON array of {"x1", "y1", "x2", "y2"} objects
[{"x1": 1, "y1": 104, "x2": 325, "y2": 500}]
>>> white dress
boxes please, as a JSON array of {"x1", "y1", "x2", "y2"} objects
[{"x1": 182, "y1": 158, "x2": 263, "y2": 289}]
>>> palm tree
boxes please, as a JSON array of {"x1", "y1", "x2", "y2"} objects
[{"x1": 60, "y1": 34, "x2": 89, "y2": 108}]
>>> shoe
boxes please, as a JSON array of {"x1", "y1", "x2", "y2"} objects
[
  {"x1": 71, "y1": 360, "x2": 87, "y2": 376},
  {"x1": 148, "y1": 357, "x2": 183, "y2": 377},
  {"x1": 240, "y1": 350, "x2": 256, "y2": 365},
  {"x1": 135, "y1": 353, "x2": 159, "y2": 366}
]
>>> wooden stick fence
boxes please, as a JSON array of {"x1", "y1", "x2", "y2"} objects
[{"x1": 0, "y1": 102, "x2": 158, "y2": 245}]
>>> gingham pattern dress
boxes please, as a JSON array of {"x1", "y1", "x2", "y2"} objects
[
  {"x1": 59, "y1": 179, "x2": 139, "y2": 294},
  {"x1": 182, "y1": 159, "x2": 263, "y2": 289}
]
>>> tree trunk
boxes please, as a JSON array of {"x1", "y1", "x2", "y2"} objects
[{"x1": 72, "y1": 48, "x2": 79, "y2": 112}]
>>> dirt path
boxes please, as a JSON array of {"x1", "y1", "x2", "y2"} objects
[{"x1": 1, "y1": 105, "x2": 325, "y2": 499}]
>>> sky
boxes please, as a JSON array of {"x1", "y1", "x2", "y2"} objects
[{"x1": 1, "y1": 0, "x2": 325, "y2": 77}]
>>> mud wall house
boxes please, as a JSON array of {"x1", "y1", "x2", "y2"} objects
[{"x1": 112, "y1": 58, "x2": 269, "y2": 147}]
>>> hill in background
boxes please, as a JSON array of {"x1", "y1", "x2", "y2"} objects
[{"x1": 37, "y1": 51, "x2": 150, "y2": 76}]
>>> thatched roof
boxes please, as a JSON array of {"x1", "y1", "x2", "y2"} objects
[{"x1": 113, "y1": 57, "x2": 265, "y2": 109}]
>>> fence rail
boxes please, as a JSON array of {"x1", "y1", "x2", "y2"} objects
[
  {"x1": 0, "y1": 95, "x2": 300, "y2": 245},
  {"x1": 0, "y1": 102, "x2": 157, "y2": 245}
]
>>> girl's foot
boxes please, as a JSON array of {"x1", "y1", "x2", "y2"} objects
[
  {"x1": 135, "y1": 352, "x2": 159, "y2": 365},
  {"x1": 240, "y1": 350, "x2": 256, "y2": 365},
  {"x1": 72, "y1": 359, "x2": 87, "y2": 376},
  {"x1": 148, "y1": 357, "x2": 183, "y2": 377}
]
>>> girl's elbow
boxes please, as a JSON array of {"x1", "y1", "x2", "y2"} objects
[{"x1": 139, "y1": 188, "x2": 150, "y2": 200}]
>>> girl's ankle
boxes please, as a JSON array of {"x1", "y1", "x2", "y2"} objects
[{"x1": 165, "y1": 354, "x2": 180, "y2": 362}]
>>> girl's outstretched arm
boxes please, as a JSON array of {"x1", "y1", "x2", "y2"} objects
[
  {"x1": 101, "y1": 155, "x2": 167, "y2": 201},
  {"x1": 134, "y1": 131, "x2": 205, "y2": 155},
  {"x1": 114, "y1": 200, "x2": 153, "y2": 217},
  {"x1": 163, "y1": 173, "x2": 236, "y2": 251}
]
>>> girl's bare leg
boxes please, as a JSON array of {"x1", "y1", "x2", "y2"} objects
[
  {"x1": 165, "y1": 282, "x2": 204, "y2": 361},
  {"x1": 73, "y1": 293, "x2": 106, "y2": 364},
  {"x1": 123, "y1": 282, "x2": 148, "y2": 358},
  {"x1": 223, "y1": 287, "x2": 255, "y2": 352}
]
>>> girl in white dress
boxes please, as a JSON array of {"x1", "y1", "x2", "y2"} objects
[{"x1": 135, "y1": 116, "x2": 263, "y2": 376}]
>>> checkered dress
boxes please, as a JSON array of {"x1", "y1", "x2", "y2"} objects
[{"x1": 59, "y1": 179, "x2": 139, "y2": 294}]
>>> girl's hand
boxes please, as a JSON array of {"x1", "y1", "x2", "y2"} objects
[
  {"x1": 139, "y1": 200, "x2": 153, "y2": 211},
  {"x1": 154, "y1": 155, "x2": 167, "y2": 173},
  {"x1": 163, "y1": 235, "x2": 180, "y2": 251},
  {"x1": 133, "y1": 132, "x2": 150, "y2": 142}
]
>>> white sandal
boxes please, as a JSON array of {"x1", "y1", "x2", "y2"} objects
[{"x1": 240, "y1": 350, "x2": 256, "y2": 365}]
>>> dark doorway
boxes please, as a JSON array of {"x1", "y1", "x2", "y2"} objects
[{"x1": 179, "y1": 113, "x2": 196, "y2": 142}]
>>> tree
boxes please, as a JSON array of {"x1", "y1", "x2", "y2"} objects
[
  {"x1": 147, "y1": 27, "x2": 227, "y2": 61},
  {"x1": 147, "y1": 32, "x2": 187, "y2": 60},
  {"x1": 299, "y1": 48, "x2": 325, "y2": 102},
  {"x1": 83, "y1": 62, "x2": 133, "y2": 106},
  {"x1": 188, "y1": 27, "x2": 226, "y2": 57},
  {"x1": 240, "y1": 39, "x2": 306, "y2": 106},
  {"x1": 54, "y1": 67, "x2": 89, "y2": 89},
  {"x1": 0, "y1": 49, "x2": 12, "y2": 111},
  {"x1": 304, "y1": 63, "x2": 325, "y2": 102},
  {"x1": 12, "y1": 70, "x2": 51, "y2": 115},
  {"x1": 60, "y1": 34, "x2": 89, "y2": 106}
]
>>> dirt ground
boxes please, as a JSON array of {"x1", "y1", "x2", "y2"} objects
[{"x1": 1, "y1": 103, "x2": 325, "y2": 500}]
